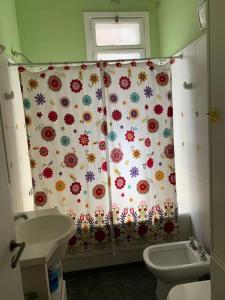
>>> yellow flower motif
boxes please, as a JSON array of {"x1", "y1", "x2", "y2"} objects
[
  {"x1": 55, "y1": 180, "x2": 65, "y2": 192},
  {"x1": 138, "y1": 72, "x2": 147, "y2": 83},
  {"x1": 89, "y1": 73, "x2": 99, "y2": 85},
  {"x1": 87, "y1": 153, "x2": 96, "y2": 163},
  {"x1": 155, "y1": 170, "x2": 164, "y2": 181},
  {"x1": 132, "y1": 149, "x2": 141, "y2": 159}
]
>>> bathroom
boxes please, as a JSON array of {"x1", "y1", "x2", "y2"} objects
[{"x1": 0, "y1": 0, "x2": 224, "y2": 299}]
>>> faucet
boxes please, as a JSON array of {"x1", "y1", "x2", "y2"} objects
[
  {"x1": 198, "y1": 244, "x2": 208, "y2": 261},
  {"x1": 14, "y1": 214, "x2": 28, "y2": 221},
  {"x1": 189, "y1": 237, "x2": 198, "y2": 250}
]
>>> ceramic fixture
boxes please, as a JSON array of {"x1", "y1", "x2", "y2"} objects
[
  {"x1": 143, "y1": 241, "x2": 210, "y2": 300},
  {"x1": 167, "y1": 280, "x2": 211, "y2": 300}
]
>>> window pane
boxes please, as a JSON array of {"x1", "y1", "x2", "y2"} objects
[
  {"x1": 96, "y1": 52, "x2": 141, "y2": 61},
  {"x1": 95, "y1": 23, "x2": 140, "y2": 46}
]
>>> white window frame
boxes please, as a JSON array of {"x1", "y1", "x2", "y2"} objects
[{"x1": 83, "y1": 12, "x2": 151, "y2": 60}]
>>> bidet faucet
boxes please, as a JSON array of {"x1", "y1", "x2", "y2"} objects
[
  {"x1": 14, "y1": 213, "x2": 28, "y2": 221},
  {"x1": 189, "y1": 237, "x2": 198, "y2": 250},
  {"x1": 198, "y1": 244, "x2": 207, "y2": 261}
]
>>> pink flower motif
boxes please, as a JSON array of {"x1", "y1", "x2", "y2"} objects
[
  {"x1": 137, "y1": 180, "x2": 150, "y2": 194},
  {"x1": 101, "y1": 161, "x2": 107, "y2": 172},
  {"x1": 79, "y1": 134, "x2": 89, "y2": 146},
  {"x1": 164, "y1": 144, "x2": 174, "y2": 159},
  {"x1": 125, "y1": 130, "x2": 135, "y2": 142},
  {"x1": 168, "y1": 172, "x2": 176, "y2": 185},
  {"x1": 35, "y1": 191, "x2": 47, "y2": 207},
  {"x1": 146, "y1": 158, "x2": 154, "y2": 168},
  {"x1": 156, "y1": 72, "x2": 169, "y2": 86},
  {"x1": 39, "y1": 147, "x2": 48, "y2": 157},
  {"x1": 70, "y1": 79, "x2": 82, "y2": 93},
  {"x1": 92, "y1": 184, "x2": 106, "y2": 199},
  {"x1": 70, "y1": 182, "x2": 81, "y2": 195},
  {"x1": 99, "y1": 141, "x2": 106, "y2": 151},
  {"x1": 147, "y1": 118, "x2": 159, "y2": 133},
  {"x1": 48, "y1": 75, "x2": 62, "y2": 91},
  {"x1": 115, "y1": 176, "x2": 126, "y2": 189},
  {"x1": 119, "y1": 76, "x2": 131, "y2": 90},
  {"x1": 110, "y1": 148, "x2": 123, "y2": 163},
  {"x1": 145, "y1": 138, "x2": 151, "y2": 147}
]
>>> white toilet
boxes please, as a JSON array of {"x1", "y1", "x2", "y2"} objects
[
  {"x1": 143, "y1": 241, "x2": 210, "y2": 300},
  {"x1": 167, "y1": 280, "x2": 211, "y2": 300}
]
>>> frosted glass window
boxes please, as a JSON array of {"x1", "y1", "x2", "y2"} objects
[
  {"x1": 96, "y1": 52, "x2": 141, "y2": 60},
  {"x1": 95, "y1": 23, "x2": 140, "y2": 46}
]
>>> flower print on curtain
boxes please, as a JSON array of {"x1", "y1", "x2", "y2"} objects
[
  {"x1": 19, "y1": 60, "x2": 178, "y2": 257},
  {"x1": 19, "y1": 65, "x2": 113, "y2": 253},
  {"x1": 104, "y1": 61, "x2": 178, "y2": 248}
]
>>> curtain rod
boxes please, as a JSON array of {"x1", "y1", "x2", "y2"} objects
[{"x1": 8, "y1": 54, "x2": 183, "y2": 67}]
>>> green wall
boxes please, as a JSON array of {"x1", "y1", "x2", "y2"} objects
[
  {"x1": 158, "y1": 0, "x2": 204, "y2": 56},
  {"x1": 15, "y1": 0, "x2": 160, "y2": 63},
  {"x1": 0, "y1": 0, "x2": 21, "y2": 60}
]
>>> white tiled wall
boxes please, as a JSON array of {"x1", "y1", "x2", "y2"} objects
[
  {"x1": 0, "y1": 54, "x2": 33, "y2": 212},
  {"x1": 172, "y1": 35, "x2": 210, "y2": 249}
]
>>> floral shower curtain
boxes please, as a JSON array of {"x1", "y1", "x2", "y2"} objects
[{"x1": 19, "y1": 60, "x2": 178, "y2": 256}]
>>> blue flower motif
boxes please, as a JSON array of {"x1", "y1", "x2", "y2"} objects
[
  {"x1": 130, "y1": 166, "x2": 139, "y2": 178},
  {"x1": 35, "y1": 93, "x2": 46, "y2": 105},
  {"x1": 163, "y1": 128, "x2": 171, "y2": 138},
  {"x1": 108, "y1": 131, "x2": 117, "y2": 142},
  {"x1": 130, "y1": 92, "x2": 140, "y2": 103},
  {"x1": 144, "y1": 86, "x2": 153, "y2": 98},
  {"x1": 60, "y1": 136, "x2": 70, "y2": 146},
  {"x1": 85, "y1": 171, "x2": 95, "y2": 182},
  {"x1": 96, "y1": 88, "x2": 102, "y2": 100},
  {"x1": 82, "y1": 95, "x2": 92, "y2": 106},
  {"x1": 23, "y1": 98, "x2": 31, "y2": 110}
]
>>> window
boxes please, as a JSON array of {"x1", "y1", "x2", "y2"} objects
[{"x1": 84, "y1": 12, "x2": 150, "y2": 60}]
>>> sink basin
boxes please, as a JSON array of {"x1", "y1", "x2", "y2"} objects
[{"x1": 16, "y1": 214, "x2": 74, "y2": 245}]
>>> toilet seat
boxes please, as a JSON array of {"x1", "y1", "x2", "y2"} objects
[{"x1": 167, "y1": 280, "x2": 211, "y2": 300}]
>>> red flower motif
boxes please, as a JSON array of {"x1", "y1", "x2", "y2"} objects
[
  {"x1": 70, "y1": 182, "x2": 81, "y2": 195},
  {"x1": 48, "y1": 75, "x2": 62, "y2": 91},
  {"x1": 164, "y1": 221, "x2": 175, "y2": 234},
  {"x1": 35, "y1": 191, "x2": 47, "y2": 207},
  {"x1": 101, "y1": 161, "x2": 107, "y2": 172},
  {"x1": 99, "y1": 141, "x2": 106, "y2": 151},
  {"x1": 39, "y1": 146, "x2": 48, "y2": 156},
  {"x1": 64, "y1": 65, "x2": 70, "y2": 70},
  {"x1": 37, "y1": 112, "x2": 43, "y2": 118},
  {"x1": 104, "y1": 72, "x2": 111, "y2": 87},
  {"x1": 79, "y1": 134, "x2": 89, "y2": 146},
  {"x1": 48, "y1": 111, "x2": 58, "y2": 122},
  {"x1": 41, "y1": 126, "x2": 56, "y2": 142},
  {"x1": 92, "y1": 184, "x2": 105, "y2": 199},
  {"x1": 147, "y1": 118, "x2": 159, "y2": 133},
  {"x1": 116, "y1": 62, "x2": 122, "y2": 67},
  {"x1": 18, "y1": 66, "x2": 25, "y2": 73},
  {"x1": 147, "y1": 61, "x2": 155, "y2": 71},
  {"x1": 42, "y1": 167, "x2": 53, "y2": 179},
  {"x1": 64, "y1": 153, "x2": 78, "y2": 168},
  {"x1": 115, "y1": 176, "x2": 126, "y2": 189},
  {"x1": 48, "y1": 66, "x2": 54, "y2": 70},
  {"x1": 164, "y1": 144, "x2": 174, "y2": 159},
  {"x1": 138, "y1": 224, "x2": 148, "y2": 236},
  {"x1": 40, "y1": 72, "x2": 46, "y2": 78},
  {"x1": 167, "y1": 106, "x2": 173, "y2": 117},
  {"x1": 169, "y1": 172, "x2": 176, "y2": 185},
  {"x1": 146, "y1": 158, "x2": 154, "y2": 168},
  {"x1": 110, "y1": 148, "x2": 123, "y2": 163},
  {"x1": 119, "y1": 76, "x2": 131, "y2": 90},
  {"x1": 70, "y1": 79, "x2": 82, "y2": 93},
  {"x1": 154, "y1": 104, "x2": 163, "y2": 115},
  {"x1": 145, "y1": 138, "x2": 151, "y2": 147},
  {"x1": 64, "y1": 113, "x2": 75, "y2": 125},
  {"x1": 137, "y1": 180, "x2": 150, "y2": 194},
  {"x1": 95, "y1": 228, "x2": 106, "y2": 242},
  {"x1": 131, "y1": 61, "x2": 137, "y2": 67},
  {"x1": 156, "y1": 72, "x2": 169, "y2": 86},
  {"x1": 68, "y1": 235, "x2": 77, "y2": 246},
  {"x1": 112, "y1": 110, "x2": 122, "y2": 121},
  {"x1": 101, "y1": 121, "x2": 108, "y2": 136},
  {"x1": 81, "y1": 64, "x2": 87, "y2": 70},
  {"x1": 125, "y1": 130, "x2": 135, "y2": 142}
]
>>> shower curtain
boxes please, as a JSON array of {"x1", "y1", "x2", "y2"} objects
[{"x1": 19, "y1": 60, "x2": 178, "y2": 256}]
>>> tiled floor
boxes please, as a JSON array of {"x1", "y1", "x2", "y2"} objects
[{"x1": 64, "y1": 262, "x2": 157, "y2": 300}]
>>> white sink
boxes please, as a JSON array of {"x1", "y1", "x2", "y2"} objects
[
  {"x1": 14, "y1": 209, "x2": 74, "y2": 266},
  {"x1": 16, "y1": 214, "x2": 74, "y2": 244}
]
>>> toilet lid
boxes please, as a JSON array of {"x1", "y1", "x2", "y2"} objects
[{"x1": 167, "y1": 281, "x2": 211, "y2": 300}]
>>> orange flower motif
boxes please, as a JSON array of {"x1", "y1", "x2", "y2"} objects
[
  {"x1": 89, "y1": 73, "x2": 99, "y2": 85},
  {"x1": 28, "y1": 78, "x2": 39, "y2": 90},
  {"x1": 132, "y1": 149, "x2": 141, "y2": 159},
  {"x1": 155, "y1": 170, "x2": 164, "y2": 181},
  {"x1": 55, "y1": 180, "x2": 65, "y2": 192},
  {"x1": 87, "y1": 153, "x2": 96, "y2": 163},
  {"x1": 138, "y1": 72, "x2": 147, "y2": 83}
]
